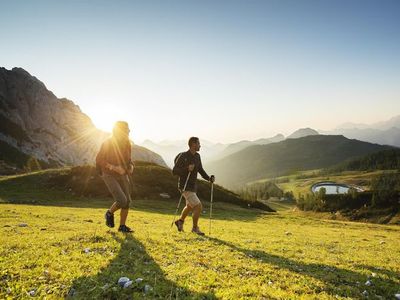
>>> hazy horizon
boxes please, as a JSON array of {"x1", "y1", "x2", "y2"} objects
[{"x1": 1, "y1": 0, "x2": 399, "y2": 144}]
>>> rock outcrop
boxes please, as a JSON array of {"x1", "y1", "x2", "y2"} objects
[{"x1": 0, "y1": 67, "x2": 166, "y2": 171}]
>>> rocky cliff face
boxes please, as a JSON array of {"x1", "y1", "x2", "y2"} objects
[{"x1": 0, "y1": 67, "x2": 166, "y2": 171}]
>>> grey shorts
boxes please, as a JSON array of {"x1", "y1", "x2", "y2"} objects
[
  {"x1": 101, "y1": 173, "x2": 131, "y2": 209},
  {"x1": 183, "y1": 191, "x2": 201, "y2": 208}
]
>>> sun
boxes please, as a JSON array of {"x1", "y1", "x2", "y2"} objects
[{"x1": 87, "y1": 107, "x2": 119, "y2": 133}]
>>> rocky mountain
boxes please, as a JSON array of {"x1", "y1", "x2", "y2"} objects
[{"x1": 0, "y1": 67, "x2": 166, "y2": 172}]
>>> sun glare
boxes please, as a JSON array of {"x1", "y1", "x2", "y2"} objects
[{"x1": 88, "y1": 107, "x2": 121, "y2": 133}]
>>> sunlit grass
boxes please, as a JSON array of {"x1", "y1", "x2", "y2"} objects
[{"x1": 0, "y1": 173, "x2": 399, "y2": 299}]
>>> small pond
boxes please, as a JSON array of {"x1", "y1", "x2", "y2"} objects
[{"x1": 311, "y1": 182, "x2": 363, "y2": 195}]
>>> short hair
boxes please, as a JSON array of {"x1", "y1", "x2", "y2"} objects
[{"x1": 188, "y1": 136, "x2": 199, "y2": 147}]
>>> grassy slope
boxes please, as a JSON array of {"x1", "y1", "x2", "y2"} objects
[
  {"x1": 263, "y1": 198, "x2": 296, "y2": 212},
  {"x1": 60, "y1": 164, "x2": 273, "y2": 211},
  {"x1": 1, "y1": 173, "x2": 400, "y2": 299}
]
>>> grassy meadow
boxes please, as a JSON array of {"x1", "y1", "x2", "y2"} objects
[{"x1": 1, "y1": 171, "x2": 399, "y2": 299}]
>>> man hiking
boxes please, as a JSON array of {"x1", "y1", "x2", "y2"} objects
[
  {"x1": 172, "y1": 137, "x2": 215, "y2": 235},
  {"x1": 96, "y1": 121, "x2": 134, "y2": 233}
]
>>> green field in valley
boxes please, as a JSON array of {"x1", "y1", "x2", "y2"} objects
[{"x1": 251, "y1": 170, "x2": 390, "y2": 198}]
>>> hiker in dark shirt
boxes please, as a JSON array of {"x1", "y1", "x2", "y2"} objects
[
  {"x1": 172, "y1": 137, "x2": 215, "y2": 235},
  {"x1": 96, "y1": 121, "x2": 134, "y2": 233}
]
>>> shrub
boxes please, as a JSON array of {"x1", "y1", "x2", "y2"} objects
[
  {"x1": 296, "y1": 188, "x2": 374, "y2": 212},
  {"x1": 370, "y1": 171, "x2": 400, "y2": 207}
]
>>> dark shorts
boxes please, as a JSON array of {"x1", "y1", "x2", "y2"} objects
[{"x1": 101, "y1": 173, "x2": 131, "y2": 209}]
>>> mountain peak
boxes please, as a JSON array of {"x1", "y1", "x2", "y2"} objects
[
  {"x1": 0, "y1": 66, "x2": 168, "y2": 171},
  {"x1": 11, "y1": 67, "x2": 32, "y2": 77},
  {"x1": 287, "y1": 128, "x2": 319, "y2": 139}
]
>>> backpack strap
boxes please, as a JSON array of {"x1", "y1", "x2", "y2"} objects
[
  {"x1": 174, "y1": 152, "x2": 186, "y2": 192},
  {"x1": 174, "y1": 152, "x2": 185, "y2": 166}
]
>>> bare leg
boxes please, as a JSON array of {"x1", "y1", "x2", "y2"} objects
[
  {"x1": 192, "y1": 203, "x2": 202, "y2": 228},
  {"x1": 120, "y1": 208, "x2": 129, "y2": 225},
  {"x1": 109, "y1": 202, "x2": 120, "y2": 214},
  {"x1": 179, "y1": 205, "x2": 192, "y2": 221}
]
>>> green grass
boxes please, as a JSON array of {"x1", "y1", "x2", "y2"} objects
[
  {"x1": 263, "y1": 198, "x2": 296, "y2": 212},
  {"x1": 1, "y1": 172, "x2": 400, "y2": 299}
]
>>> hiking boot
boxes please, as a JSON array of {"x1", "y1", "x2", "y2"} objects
[
  {"x1": 105, "y1": 210, "x2": 114, "y2": 228},
  {"x1": 191, "y1": 227, "x2": 205, "y2": 236},
  {"x1": 174, "y1": 219, "x2": 184, "y2": 232},
  {"x1": 118, "y1": 225, "x2": 133, "y2": 233}
]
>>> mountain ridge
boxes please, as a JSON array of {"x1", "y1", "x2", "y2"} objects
[
  {"x1": 0, "y1": 67, "x2": 166, "y2": 172},
  {"x1": 205, "y1": 135, "x2": 396, "y2": 187}
]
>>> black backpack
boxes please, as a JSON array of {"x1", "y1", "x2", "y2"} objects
[{"x1": 172, "y1": 152, "x2": 186, "y2": 175}]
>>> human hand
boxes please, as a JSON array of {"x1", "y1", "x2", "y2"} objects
[
  {"x1": 115, "y1": 166, "x2": 126, "y2": 175},
  {"x1": 108, "y1": 164, "x2": 126, "y2": 175},
  {"x1": 210, "y1": 175, "x2": 215, "y2": 183},
  {"x1": 188, "y1": 164, "x2": 195, "y2": 172},
  {"x1": 128, "y1": 163, "x2": 134, "y2": 174}
]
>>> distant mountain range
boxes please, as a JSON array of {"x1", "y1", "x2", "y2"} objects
[
  {"x1": 205, "y1": 135, "x2": 395, "y2": 188},
  {"x1": 334, "y1": 115, "x2": 400, "y2": 131},
  {"x1": 0, "y1": 67, "x2": 166, "y2": 173},
  {"x1": 324, "y1": 127, "x2": 400, "y2": 148},
  {"x1": 141, "y1": 115, "x2": 400, "y2": 169},
  {"x1": 323, "y1": 116, "x2": 400, "y2": 147},
  {"x1": 141, "y1": 139, "x2": 226, "y2": 167},
  {"x1": 210, "y1": 134, "x2": 285, "y2": 161},
  {"x1": 140, "y1": 131, "x2": 317, "y2": 167}
]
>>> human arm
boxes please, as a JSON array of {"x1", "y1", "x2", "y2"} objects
[{"x1": 198, "y1": 156, "x2": 211, "y2": 181}]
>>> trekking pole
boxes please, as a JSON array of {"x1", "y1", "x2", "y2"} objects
[
  {"x1": 209, "y1": 182, "x2": 214, "y2": 235},
  {"x1": 171, "y1": 172, "x2": 191, "y2": 228}
]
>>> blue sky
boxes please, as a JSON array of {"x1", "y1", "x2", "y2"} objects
[{"x1": 1, "y1": 0, "x2": 399, "y2": 143}]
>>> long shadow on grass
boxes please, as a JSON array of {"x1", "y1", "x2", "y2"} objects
[
  {"x1": 207, "y1": 237, "x2": 398, "y2": 299},
  {"x1": 70, "y1": 232, "x2": 216, "y2": 299}
]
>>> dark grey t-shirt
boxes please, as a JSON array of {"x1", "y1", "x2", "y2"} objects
[{"x1": 172, "y1": 150, "x2": 210, "y2": 192}]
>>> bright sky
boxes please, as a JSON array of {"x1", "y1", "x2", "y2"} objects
[{"x1": 1, "y1": 0, "x2": 399, "y2": 143}]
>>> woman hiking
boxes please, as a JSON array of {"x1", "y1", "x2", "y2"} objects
[{"x1": 96, "y1": 121, "x2": 134, "y2": 233}]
